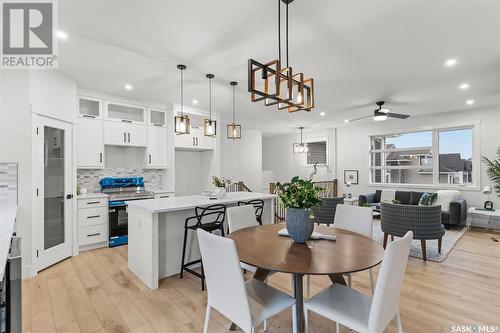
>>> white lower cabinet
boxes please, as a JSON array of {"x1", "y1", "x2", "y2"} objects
[
  {"x1": 77, "y1": 195, "x2": 108, "y2": 250},
  {"x1": 147, "y1": 126, "x2": 168, "y2": 168},
  {"x1": 76, "y1": 117, "x2": 104, "y2": 168},
  {"x1": 104, "y1": 121, "x2": 147, "y2": 147}
]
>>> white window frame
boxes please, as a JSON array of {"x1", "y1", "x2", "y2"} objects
[{"x1": 368, "y1": 122, "x2": 480, "y2": 191}]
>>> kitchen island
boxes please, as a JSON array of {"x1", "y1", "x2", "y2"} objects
[{"x1": 127, "y1": 191, "x2": 276, "y2": 289}]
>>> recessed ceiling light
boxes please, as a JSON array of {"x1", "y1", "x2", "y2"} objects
[
  {"x1": 124, "y1": 84, "x2": 133, "y2": 91},
  {"x1": 192, "y1": 99, "x2": 198, "y2": 105},
  {"x1": 344, "y1": 119, "x2": 349, "y2": 123},
  {"x1": 320, "y1": 112, "x2": 325, "y2": 116},
  {"x1": 459, "y1": 83, "x2": 469, "y2": 90},
  {"x1": 445, "y1": 58, "x2": 457, "y2": 67},
  {"x1": 466, "y1": 99, "x2": 475, "y2": 105},
  {"x1": 56, "y1": 30, "x2": 68, "y2": 40}
]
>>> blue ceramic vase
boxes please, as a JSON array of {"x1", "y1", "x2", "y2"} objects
[{"x1": 286, "y1": 208, "x2": 314, "y2": 243}]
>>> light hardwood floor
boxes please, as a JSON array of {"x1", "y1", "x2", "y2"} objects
[{"x1": 23, "y1": 228, "x2": 500, "y2": 333}]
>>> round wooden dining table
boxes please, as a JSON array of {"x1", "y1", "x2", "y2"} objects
[{"x1": 228, "y1": 223, "x2": 385, "y2": 333}]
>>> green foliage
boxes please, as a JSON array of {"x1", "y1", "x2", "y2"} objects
[
  {"x1": 482, "y1": 147, "x2": 500, "y2": 196},
  {"x1": 362, "y1": 202, "x2": 371, "y2": 208},
  {"x1": 275, "y1": 176, "x2": 323, "y2": 209},
  {"x1": 212, "y1": 176, "x2": 231, "y2": 188},
  {"x1": 392, "y1": 199, "x2": 401, "y2": 204}
]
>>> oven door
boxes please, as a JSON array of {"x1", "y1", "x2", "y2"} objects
[{"x1": 108, "y1": 201, "x2": 128, "y2": 247}]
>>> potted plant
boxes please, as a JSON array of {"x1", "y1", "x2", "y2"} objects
[
  {"x1": 212, "y1": 176, "x2": 231, "y2": 197},
  {"x1": 275, "y1": 176, "x2": 323, "y2": 243},
  {"x1": 482, "y1": 147, "x2": 500, "y2": 208}
]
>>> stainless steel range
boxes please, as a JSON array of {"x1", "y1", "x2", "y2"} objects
[{"x1": 100, "y1": 177, "x2": 154, "y2": 247}]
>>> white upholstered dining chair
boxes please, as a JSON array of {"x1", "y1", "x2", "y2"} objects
[
  {"x1": 197, "y1": 229, "x2": 297, "y2": 333},
  {"x1": 333, "y1": 204, "x2": 376, "y2": 293},
  {"x1": 304, "y1": 231, "x2": 413, "y2": 333}
]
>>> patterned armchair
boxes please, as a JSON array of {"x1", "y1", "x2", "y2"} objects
[
  {"x1": 381, "y1": 202, "x2": 445, "y2": 261},
  {"x1": 310, "y1": 197, "x2": 344, "y2": 226}
]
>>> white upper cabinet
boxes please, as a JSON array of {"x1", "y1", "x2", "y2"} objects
[
  {"x1": 104, "y1": 121, "x2": 147, "y2": 147},
  {"x1": 76, "y1": 117, "x2": 104, "y2": 168},
  {"x1": 79, "y1": 96, "x2": 102, "y2": 119},
  {"x1": 175, "y1": 127, "x2": 215, "y2": 151},
  {"x1": 147, "y1": 126, "x2": 168, "y2": 168},
  {"x1": 106, "y1": 102, "x2": 145, "y2": 123},
  {"x1": 149, "y1": 109, "x2": 167, "y2": 127}
]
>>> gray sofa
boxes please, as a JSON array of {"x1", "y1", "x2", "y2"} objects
[
  {"x1": 381, "y1": 202, "x2": 445, "y2": 261},
  {"x1": 359, "y1": 189, "x2": 467, "y2": 227}
]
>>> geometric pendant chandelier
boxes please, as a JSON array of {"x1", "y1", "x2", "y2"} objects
[
  {"x1": 174, "y1": 64, "x2": 190, "y2": 135},
  {"x1": 293, "y1": 126, "x2": 309, "y2": 154},
  {"x1": 227, "y1": 81, "x2": 242, "y2": 140},
  {"x1": 248, "y1": 0, "x2": 314, "y2": 113}
]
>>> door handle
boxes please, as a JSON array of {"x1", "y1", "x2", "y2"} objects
[
  {"x1": 99, "y1": 152, "x2": 103, "y2": 163},
  {"x1": 66, "y1": 194, "x2": 74, "y2": 199},
  {"x1": 128, "y1": 133, "x2": 131, "y2": 142}
]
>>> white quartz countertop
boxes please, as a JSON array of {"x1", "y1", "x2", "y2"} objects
[
  {"x1": 152, "y1": 189, "x2": 175, "y2": 194},
  {"x1": 77, "y1": 193, "x2": 109, "y2": 200},
  {"x1": 0, "y1": 206, "x2": 17, "y2": 281},
  {"x1": 127, "y1": 191, "x2": 276, "y2": 214}
]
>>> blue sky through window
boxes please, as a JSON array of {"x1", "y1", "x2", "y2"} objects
[{"x1": 384, "y1": 128, "x2": 472, "y2": 159}]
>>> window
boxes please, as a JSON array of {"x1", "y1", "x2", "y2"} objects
[
  {"x1": 369, "y1": 126, "x2": 476, "y2": 187},
  {"x1": 307, "y1": 141, "x2": 327, "y2": 165}
]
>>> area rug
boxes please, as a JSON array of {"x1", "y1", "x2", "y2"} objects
[{"x1": 372, "y1": 221, "x2": 466, "y2": 262}]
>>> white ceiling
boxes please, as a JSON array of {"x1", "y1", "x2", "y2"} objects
[{"x1": 59, "y1": 0, "x2": 500, "y2": 136}]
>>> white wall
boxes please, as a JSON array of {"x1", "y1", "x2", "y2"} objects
[
  {"x1": 262, "y1": 128, "x2": 337, "y2": 187},
  {"x1": 221, "y1": 128, "x2": 264, "y2": 192},
  {"x1": 0, "y1": 71, "x2": 32, "y2": 278},
  {"x1": 336, "y1": 106, "x2": 500, "y2": 209}
]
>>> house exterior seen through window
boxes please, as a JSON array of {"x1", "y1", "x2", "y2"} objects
[{"x1": 369, "y1": 127, "x2": 474, "y2": 186}]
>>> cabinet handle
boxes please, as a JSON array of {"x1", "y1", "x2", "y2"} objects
[
  {"x1": 87, "y1": 215, "x2": 100, "y2": 219},
  {"x1": 196, "y1": 137, "x2": 199, "y2": 146},
  {"x1": 149, "y1": 154, "x2": 152, "y2": 164},
  {"x1": 86, "y1": 201, "x2": 100, "y2": 205},
  {"x1": 83, "y1": 115, "x2": 95, "y2": 119},
  {"x1": 87, "y1": 232, "x2": 100, "y2": 237},
  {"x1": 192, "y1": 137, "x2": 195, "y2": 146},
  {"x1": 128, "y1": 133, "x2": 131, "y2": 142},
  {"x1": 153, "y1": 123, "x2": 163, "y2": 127},
  {"x1": 124, "y1": 132, "x2": 127, "y2": 142},
  {"x1": 121, "y1": 119, "x2": 132, "y2": 123},
  {"x1": 99, "y1": 152, "x2": 103, "y2": 163}
]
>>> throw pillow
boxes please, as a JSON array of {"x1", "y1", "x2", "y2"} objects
[
  {"x1": 434, "y1": 190, "x2": 460, "y2": 212},
  {"x1": 419, "y1": 192, "x2": 438, "y2": 206},
  {"x1": 380, "y1": 190, "x2": 396, "y2": 203}
]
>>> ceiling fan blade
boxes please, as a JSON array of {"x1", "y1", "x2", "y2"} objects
[
  {"x1": 387, "y1": 113, "x2": 410, "y2": 119},
  {"x1": 348, "y1": 115, "x2": 373, "y2": 122}
]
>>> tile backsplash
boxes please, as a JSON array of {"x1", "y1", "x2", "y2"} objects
[
  {"x1": 77, "y1": 168, "x2": 164, "y2": 193},
  {"x1": 0, "y1": 163, "x2": 18, "y2": 207}
]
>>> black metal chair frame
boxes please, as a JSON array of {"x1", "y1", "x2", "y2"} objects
[
  {"x1": 238, "y1": 199, "x2": 264, "y2": 225},
  {"x1": 180, "y1": 204, "x2": 227, "y2": 290}
]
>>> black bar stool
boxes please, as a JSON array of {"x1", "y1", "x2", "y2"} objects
[
  {"x1": 180, "y1": 204, "x2": 226, "y2": 290},
  {"x1": 238, "y1": 199, "x2": 264, "y2": 225}
]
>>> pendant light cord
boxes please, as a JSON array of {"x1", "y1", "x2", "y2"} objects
[
  {"x1": 232, "y1": 85, "x2": 236, "y2": 123},
  {"x1": 278, "y1": 0, "x2": 281, "y2": 65},
  {"x1": 286, "y1": 1, "x2": 289, "y2": 68},
  {"x1": 180, "y1": 68, "x2": 184, "y2": 116},
  {"x1": 209, "y1": 77, "x2": 212, "y2": 120}
]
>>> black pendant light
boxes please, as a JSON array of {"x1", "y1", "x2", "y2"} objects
[
  {"x1": 227, "y1": 81, "x2": 242, "y2": 140},
  {"x1": 293, "y1": 127, "x2": 309, "y2": 154},
  {"x1": 174, "y1": 64, "x2": 190, "y2": 135},
  {"x1": 204, "y1": 74, "x2": 217, "y2": 137}
]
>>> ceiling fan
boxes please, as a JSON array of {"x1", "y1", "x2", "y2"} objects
[{"x1": 347, "y1": 101, "x2": 410, "y2": 123}]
